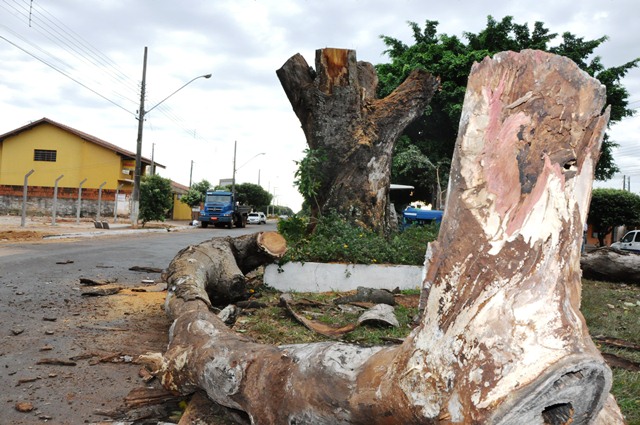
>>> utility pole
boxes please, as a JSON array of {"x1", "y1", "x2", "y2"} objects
[
  {"x1": 129, "y1": 48, "x2": 211, "y2": 226},
  {"x1": 189, "y1": 160, "x2": 194, "y2": 188},
  {"x1": 131, "y1": 46, "x2": 148, "y2": 227},
  {"x1": 151, "y1": 142, "x2": 155, "y2": 176},
  {"x1": 232, "y1": 140, "x2": 237, "y2": 197}
]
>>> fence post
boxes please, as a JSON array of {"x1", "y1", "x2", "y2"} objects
[
  {"x1": 97, "y1": 181, "x2": 106, "y2": 222},
  {"x1": 114, "y1": 183, "x2": 123, "y2": 223},
  {"x1": 52, "y1": 174, "x2": 64, "y2": 225},
  {"x1": 20, "y1": 169, "x2": 35, "y2": 227},
  {"x1": 76, "y1": 178, "x2": 87, "y2": 224}
]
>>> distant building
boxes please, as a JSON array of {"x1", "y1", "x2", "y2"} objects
[{"x1": 0, "y1": 117, "x2": 169, "y2": 218}]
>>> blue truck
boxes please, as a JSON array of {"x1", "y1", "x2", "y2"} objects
[
  {"x1": 402, "y1": 207, "x2": 443, "y2": 230},
  {"x1": 198, "y1": 190, "x2": 250, "y2": 229}
]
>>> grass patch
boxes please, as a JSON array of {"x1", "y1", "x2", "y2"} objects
[
  {"x1": 581, "y1": 279, "x2": 640, "y2": 424},
  {"x1": 240, "y1": 279, "x2": 639, "y2": 422},
  {"x1": 235, "y1": 288, "x2": 420, "y2": 346}
]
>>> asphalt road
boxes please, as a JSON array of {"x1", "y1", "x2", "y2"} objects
[
  {"x1": 0, "y1": 222, "x2": 276, "y2": 424},
  {"x1": 0, "y1": 222, "x2": 277, "y2": 271}
]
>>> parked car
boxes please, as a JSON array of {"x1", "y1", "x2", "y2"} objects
[
  {"x1": 611, "y1": 230, "x2": 640, "y2": 253},
  {"x1": 247, "y1": 212, "x2": 267, "y2": 225}
]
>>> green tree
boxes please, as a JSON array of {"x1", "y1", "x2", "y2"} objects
[
  {"x1": 139, "y1": 174, "x2": 173, "y2": 226},
  {"x1": 377, "y1": 16, "x2": 639, "y2": 201},
  {"x1": 293, "y1": 147, "x2": 327, "y2": 213},
  {"x1": 233, "y1": 183, "x2": 272, "y2": 212},
  {"x1": 180, "y1": 179, "x2": 212, "y2": 208},
  {"x1": 587, "y1": 188, "x2": 640, "y2": 246}
]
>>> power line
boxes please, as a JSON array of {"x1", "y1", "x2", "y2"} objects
[
  {"x1": 0, "y1": 34, "x2": 135, "y2": 116},
  {"x1": 0, "y1": 0, "x2": 140, "y2": 107},
  {"x1": 1, "y1": 0, "x2": 215, "y2": 143}
]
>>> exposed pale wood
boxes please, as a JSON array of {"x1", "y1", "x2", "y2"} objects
[{"x1": 155, "y1": 50, "x2": 622, "y2": 424}]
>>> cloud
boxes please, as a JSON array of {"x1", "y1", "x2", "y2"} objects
[{"x1": 1, "y1": 0, "x2": 639, "y2": 212}]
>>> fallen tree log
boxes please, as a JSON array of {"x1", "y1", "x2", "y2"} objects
[
  {"x1": 162, "y1": 232, "x2": 286, "y2": 307},
  {"x1": 581, "y1": 247, "x2": 640, "y2": 283},
  {"x1": 151, "y1": 50, "x2": 624, "y2": 424}
]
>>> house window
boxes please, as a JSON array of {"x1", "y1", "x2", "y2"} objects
[{"x1": 34, "y1": 149, "x2": 57, "y2": 162}]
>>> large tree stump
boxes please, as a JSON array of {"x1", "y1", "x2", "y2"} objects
[
  {"x1": 277, "y1": 48, "x2": 439, "y2": 234},
  {"x1": 150, "y1": 50, "x2": 624, "y2": 424}
]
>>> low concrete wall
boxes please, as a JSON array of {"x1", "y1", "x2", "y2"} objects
[{"x1": 264, "y1": 262, "x2": 424, "y2": 293}]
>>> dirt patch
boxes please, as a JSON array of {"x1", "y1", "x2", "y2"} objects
[
  {"x1": 0, "y1": 230, "x2": 54, "y2": 242},
  {"x1": 2, "y1": 285, "x2": 174, "y2": 424}
]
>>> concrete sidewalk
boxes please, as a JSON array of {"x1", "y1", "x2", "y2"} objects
[{"x1": 0, "y1": 214, "x2": 193, "y2": 238}]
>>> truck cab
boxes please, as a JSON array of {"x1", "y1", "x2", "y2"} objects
[{"x1": 198, "y1": 190, "x2": 249, "y2": 228}]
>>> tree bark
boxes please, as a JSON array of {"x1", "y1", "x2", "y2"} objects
[
  {"x1": 162, "y1": 232, "x2": 286, "y2": 307},
  {"x1": 151, "y1": 50, "x2": 623, "y2": 424},
  {"x1": 277, "y1": 48, "x2": 439, "y2": 234},
  {"x1": 580, "y1": 247, "x2": 640, "y2": 283}
]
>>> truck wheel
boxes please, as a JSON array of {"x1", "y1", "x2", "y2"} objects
[
  {"x1": 227, "y1": 221, "x2": 233, "y2": 229},
  {"x1": 201, "y1": 222, "x2": 209, "y2": 228}
]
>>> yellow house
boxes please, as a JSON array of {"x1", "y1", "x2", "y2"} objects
[
  {"x1": 0, "y1": 117, "x2": 166, "y2": 218},
  {"x1": 170, "y1": 180, "x2": 196, "y2": 221}
]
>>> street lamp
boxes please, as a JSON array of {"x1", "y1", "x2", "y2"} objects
[
  {"x1": 131, "y1": 46, "x2": 211, "y2": 226},
  {"x1": 231, "y1": 140, "x2": 265, "y2": 197}
]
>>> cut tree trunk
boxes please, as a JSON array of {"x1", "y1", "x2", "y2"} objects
[
  {"x1": 580, "y1": 247, "x2": 640, "y2": 283},
  {"x1": 276, "y1": 48, "x2": 439, "y2": 234},
  {"x1": 162, "y1": 232, "x2": 286, "y2": 307},
  {"x1": 150, "y1": 50, "x2": 624, "y2": 424}
]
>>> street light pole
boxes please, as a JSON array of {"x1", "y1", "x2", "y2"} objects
[
  {"x1": 231, "y1": 140, "x2": 265, "y2": 197},
  {"x1": 131, "y1": 46, "x2": 148, "y2": 226},
  {"x1": 130, "y1": 46, "x2": 211, "y2": 226}
]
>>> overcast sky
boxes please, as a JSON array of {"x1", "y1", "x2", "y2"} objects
[{"x1": 1, "y1": 0, "x2": 638, "y2": 212}]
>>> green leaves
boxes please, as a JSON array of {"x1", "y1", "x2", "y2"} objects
[
  {"x1": 278, "y1": 212, "x2": 439, "y2": 266},
  {"x1": 376, "y1": 16, "x2": 639, "y2": 190},
  {"x1": 139, "y1": 174, "x2": 173, "y2": 225},
  {"x1": 234, "y1": 183, "x2": 272, "y2": 212},
  {"x1": 588, "y1": 188, "x2": 640, "y2": 245},
  {"x1": 293, "y1": 148, "x2": 327, "y2": 208}
]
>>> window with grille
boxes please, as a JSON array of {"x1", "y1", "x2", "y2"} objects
[{"x1": 34, "y1": 149, "x2": 57, "y2": 162}]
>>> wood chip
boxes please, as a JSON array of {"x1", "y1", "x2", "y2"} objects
[
  {"x1": 124, "y1": 387, "x2": 182, "y2": 409},
  {"x1": 602, "y1": 352, "x2": 640, "y2": 372},
  {"x1": 36, "y1": 358, "x2": 77, "y2": 366},
  {"x1": 81, "y1": 286, "x2": 122, "y2": 296},
  {"x1": 593, "y1": 335, "x2": 640, "y2": 351},
  {"x1": 17, "y1": 377, "x2": 41, "y2": 386},
  {"x1": 280, "y1": 293, "x2": 357, "y2": 338},
  {"x1": 129, "y1": 266, "x2": 163, "y2": 273},
  {"x1": 79, "y1": 277, "x2": 117, "y2": 286},
  {"x1": 15, "y1": 402, "x2": 34, "y2": 412}
]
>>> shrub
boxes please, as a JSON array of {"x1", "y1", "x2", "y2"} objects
[{"x1": 278, "y1": 212, "x2": 438, "y2": 265}]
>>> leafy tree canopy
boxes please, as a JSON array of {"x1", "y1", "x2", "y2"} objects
[
  {"x1": 217, "y1": 183, "x2": 273, "y2": 212},
  {"x1": 139, "y1": 174, "x2": 173, "y2": 225},
  {"x1": 377, "y1": 16, "x2": 639, "y2": 202},
  {"x1": 180, "y1": 179, "x2": 212, "y2": 208},
  {"x1": 588, "y1": 188, "x2": 640, "y2": 246}
]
